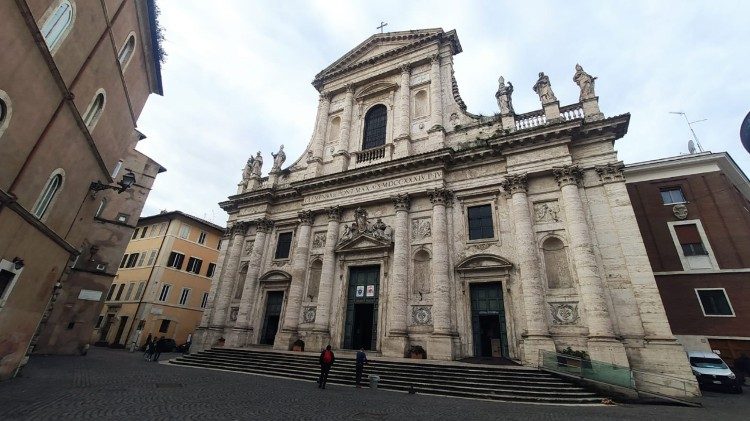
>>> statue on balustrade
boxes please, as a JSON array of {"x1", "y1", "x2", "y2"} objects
[
  {"x1": 251, "y1": 151, "x2": 263, "y2": 176},
  {"x1": 532, "y1": 72, "x2": 557, "y2": 104},
  {"x1": 573, "y1": 64, "x2": 597, "y2": 101},
  {"x1": 242, "y1": 156, "x2": 254, "y2": 184},
  {"x1": 271, "y1": 144, "x2": 286, "y2": 172},
  {"x1": 495, "y1": 76, "x2": 514, "y2": 115}
]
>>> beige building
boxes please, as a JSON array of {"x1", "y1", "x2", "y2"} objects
[
  {"x1": 195, "y1": 28, "x2": 699, "y2": 398},
  {"x1": 0, "y1": 0, "x2": 164, "y2": 379},
  {"x1": 94, "y1": 211, "x2": 224, "y2": 349}
]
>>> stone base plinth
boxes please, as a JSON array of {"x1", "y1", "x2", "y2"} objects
[
  {"x1": 500, "y1": 114, "x2": 515, "y2": 132},
  {"x1": 193, "y1": 326, "x2": 226, "y2": 352},
  {"x1": 393, "y1": 135, "x2": 411, "y2": 158},
  {"x1": 630, "y1": 338, "x2": 701, "y2": 398},
  {"x1": 300, "y1": 330, "x2": 331, "y2": 353},
  {"x1": 273, "y1": 329, "x2": 298, "y2": 351},
  {"x1": 543, "y1": 101, "x2": 561, "y2": 122},
  {"x1": 521, "y1": 335, "x2": 556, "y2": 366},
  {"x1": 381, "y1": 334, "x2": 409, "y2": 358},
  {"x1": 582, "y1": 97, "x2": 604, "y2": 121},
  {"x1": 587, "y1": 337, "x2": 630, "y2": 368},
  {"x1": 332, "y1": 153, "x2": 349, "y2": 172},
  {"x1": 228, "y1": 327, "x2": 253, "y2": 348},
  {"x1": 427, "y1": 126, "x2": 445, "y2": 149},
  {"x1": 428, "y1": 333, "x2": 454, "y2": 360}
]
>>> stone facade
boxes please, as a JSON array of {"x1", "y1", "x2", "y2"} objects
[{"x1": 195, "y1": 28, "x2": 696, "y2": 397}]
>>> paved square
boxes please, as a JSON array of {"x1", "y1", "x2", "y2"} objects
[{"x1": 0, "y1": 348, "x2": 747, "y2": 420}]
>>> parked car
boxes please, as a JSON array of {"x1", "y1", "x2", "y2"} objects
[{"x1": 688, "y1": 351, "x2": 742, "y2": 393}]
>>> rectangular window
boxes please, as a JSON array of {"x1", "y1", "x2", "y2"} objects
[
  {"x1": 0, "y1": 269, "x2": 16, "y2": 302},
  {"x1": 106, "y1": 284, "x2": 116, "y2": 300},
  {"x1": 114, "y1": 284, "x2": 125, "y2": 301},
  {"x1": 119, "y1": 254, "x2": 129, "y2": 268},
  {"x1": 135, "y1": 281, "x2": 145, "y2": 300},
  {"x1": 467, "y1": 204, "x2": 494, "y2": 240},
  {"x1": 217, "y1": 239, "x2": 222, "y2": 250},
  {"x1": 179, "y1": 288, "x2": 190, "y2": 305},
  {"x1": 660, "y1": 187, "x2": 686, "y2": 205},
  {"x1": 206, "y1": 262, "x2": 217, "y2": 278},
  {"x1": 159, "y1": 319, "x2": 170, "y2": 333},
  {"x1": 126, "y1": 253, "x2": 139, "y2": 268},
  {"x1": 167, "y1": 252, "x2": 185, "y2": 269},
  {"x1": 95, "y1": 315, "x2": 104, "y2": 328},
  {"x1": 124, "y1": 282, "x2": 135, "y2": 300},
  {"x1": 198, "y1": 231, "x2": 207, "y2": 245},
  {"x1": 275, "y1": 232, "x2": 293, "y2": 259},
  {"x1": 696, "y1": 289, "x2": 734, "y2": 316},
  {"x1": 186, "y1": 257, "x2": 203, "y2": 274},
  {"x1": 179, "y1": 224, "x2": 190, "y2": 239},
  {"x1": 674, "y1": 224, "x2": 708, "y2": 256},
  {"x1": 132, "y1": 228, "x2": 140, "y2": 239},
  {"x1": 136, "y1": 253, "x2": 147, "y2": 267},
  {"x1": 146, "y1": 250, "x2": 157, "y2": 266},
  {"x1": 201, "y1": 292, "x2": 209, "y2": 308},
  {"x1": 140, "y1": 226, "x2": 148, "y2": 238},
  {"x1": 158, "y1": 284, "x2": 171, "y2": 302}
]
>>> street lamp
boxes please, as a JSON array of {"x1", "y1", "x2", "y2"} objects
[{"x1": 89, "y1": 171, "x2": 136, "y2": 195}]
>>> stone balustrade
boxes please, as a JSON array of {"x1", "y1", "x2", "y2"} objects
[
  {"x1": 354, "y1": 144, "x2": 391, "y2": 164},
  {"x1": 514, "y1": 109, "x2": 547, "y2": 130},
  {"x1": 560, "y1": 104, "x2": 584, "y2": 121}
]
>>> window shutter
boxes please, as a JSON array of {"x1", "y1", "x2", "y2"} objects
[{"x1": 674, "y1": 224, "x2": 701, "y2": 245}]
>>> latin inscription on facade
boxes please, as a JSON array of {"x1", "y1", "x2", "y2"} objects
[{"x1": 302, "y1": 170, "x2": 443, "y2": 205}]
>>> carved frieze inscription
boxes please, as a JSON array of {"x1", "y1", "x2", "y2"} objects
[
  {"x1": 411, "y1": 219, "x2": 431, "y2": 242},
  {"x1": 302, "y1": 170, "x2": 443, "y2": 205}
]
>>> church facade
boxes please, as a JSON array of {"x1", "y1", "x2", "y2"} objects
[{"x1": 195, "y1": 28, "x2": 696, "y2": 394}]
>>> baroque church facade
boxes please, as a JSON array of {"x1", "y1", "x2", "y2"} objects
[{"x1": 195, "y1": 28, "x2": 695, "y2": 388}]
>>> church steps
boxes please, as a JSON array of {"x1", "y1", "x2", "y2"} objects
[{"x1": 168, "y1": 349, "x2": 605, "y2": 404}]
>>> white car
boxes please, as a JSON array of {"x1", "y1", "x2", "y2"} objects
[{"x1": 688, "y1": 351, "x2": 742, "y2": 393}]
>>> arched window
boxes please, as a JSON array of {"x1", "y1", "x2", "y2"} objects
[
  {"x1": 542, "y1": 237, "x2": 573, "y2": 289},
  {"x1": 40, "y1": 1, "x2": 74, "y2": 52},
  {"x1": 234, "y1": 263, "x2": 248, "y2": 299},
  {"x1": 95, "y1": 197, "x2": 107, "y2": 218},
  {"x1": 82, "y1": 92, "x2": 105, "y2": 130},
  {"x1": 306, "y1": 259, "x2": 323, "y2": 301},
  {"x1": 328, "y1": 116, "x2": 341, "y2": 142},
  {"x1": 118, "y1": 34, "x2": 136, "y2": 69},
  {"x1": 414, "y1": 90, "x2": 428, "y2": 117},
  {"x1": 0, "y1": 90, "x2": 10, "y2": 138},
  {"x1": 362, "y1": 104, "x2": 387, "y2": 150},
  {"x1": 412, "y1": 250, "x2": 432, "y2": 294},
  {"x1": 32, "y1": 172, "x2": 64, "y2": 219}
]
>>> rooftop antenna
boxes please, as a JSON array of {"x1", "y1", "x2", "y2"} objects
[{"x1": 670, "y1": 111, "x2": 706, "y2": 153}]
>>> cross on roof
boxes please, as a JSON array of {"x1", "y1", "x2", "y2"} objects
[{"x1": 377, "y1": 21, "x2": 388, "y2": 33}]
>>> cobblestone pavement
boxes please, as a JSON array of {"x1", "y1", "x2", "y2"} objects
[{"x1": 0, "y1": 348, "x2": 748, "y2": 420}]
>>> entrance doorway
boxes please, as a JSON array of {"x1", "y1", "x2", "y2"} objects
[
  {"x1": 99, "y1": 314, "x2": 114, "y2": 342},
  {"x1": 470, "y1": 282, "x2": 509, "y2": 358},
  {"x1": 261, "y1": 291, "x2": 284, "y2": 345},
  {"x1": 113, "y1": 316, "x2": 129, "y2": 346},
  {"x1": 344, "y1": 266, "x2": 379, "y2": 350}
]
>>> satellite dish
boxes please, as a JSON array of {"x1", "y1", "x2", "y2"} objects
[
  {"x1": 741, "y1": 110, "x2": 750, "y2": 154},
  {"x1": 688, "y1": 139, "x2": 696, "y2": 154}
]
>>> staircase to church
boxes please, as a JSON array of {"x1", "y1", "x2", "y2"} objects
[{"x1": 168, "y1": 348, "x2": 604, "y2": 405}]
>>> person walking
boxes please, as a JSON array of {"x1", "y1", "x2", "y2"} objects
[
  {"x1": 152, "y1": 336, "x2": 165, "y2": 362},
  {"x1": 143, "y1": 334, "x2": 153, "y2": 360},
  {"x1": 734, "y1": 353, "x2": 750, "y2": 385},
  {"x1": 318, "y1": 345, "x2": 335, "y2": 389},
  {"x1": 355, "y1": 348, "x2": 368, "y2": 388}
]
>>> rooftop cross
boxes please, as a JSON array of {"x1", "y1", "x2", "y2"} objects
[{"x1": 377, "y1": 21, "x2": 388, "y2": 33}]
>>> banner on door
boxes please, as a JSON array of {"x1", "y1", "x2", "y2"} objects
[
  {"x1": 356, "y1": 285, "x2": 365, "y2": 297},
  {"x1": 366, "y1": 285, "x2": 375, "y2": 297}
]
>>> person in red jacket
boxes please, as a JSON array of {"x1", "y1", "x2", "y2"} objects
[{"x1": 318, "y1": 345, "x2": 335, "y2": 389}]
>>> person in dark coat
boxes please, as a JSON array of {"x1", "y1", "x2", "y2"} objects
[
  {"x1": 152, "y1": 336, "x2": 165, "y2": 362},
  {"x1": 734, "y1": 353, "x2": 750, "y2": 385},
  {"x1": 143, "y1": 334, "x2": 154, "y2": 361},
  {"x1": 318, "y1": 345, "x2": 335, "y2": 389},
  {"x1": 355, "y1": 348, "x2": 368, "y2": 388}
]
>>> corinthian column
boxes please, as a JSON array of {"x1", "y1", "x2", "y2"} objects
[
  {"x1": 427, "y1": 188, "x2": 454, "y2": 360},
  {"x1": 309, "y1": 94, "x2": 331, "y2": 175},
  {"x1": 210, "y1": 222, "x2": 248, "y2": 327},
  {"x1": 275, "y1": 211, "x2": 314, "y2": 350},
  {"x1": 333, "y1": 86, "x2": 354, "y2": 171},
  {"x1": 500, "y1": 174, "x2": 555, "y2": 364},
  {"x1": 314, "y1": 206, "x2": 341, "y2": 344},
  {"x1": 429, "y1": 54, "x2": 444, "y2": 130},
  {"x1": 230, "y1": 218, "x2": 274, "y2": 347},
  {"x1": 394, "y1": 65, "x2": 412, "y2": 158},
  {"x1": 383, "y1": 194, "x2": 410, "y2": 357},
  {"x1": 554, "y1": 166, "x2": 628, "y2": 366},
  {"x1": 194, "y1": 230, "x2": 232, "y2": 351}
]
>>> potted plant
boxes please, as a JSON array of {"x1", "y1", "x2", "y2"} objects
[
  {"x1": 557, "y1": 346, "x2": 590, "y2": 368},
  {"x1": 216, "y1": 337, "x2": 226, "y2": 347},
  {"x1": 292, "y1": 339, "x2": 305, "y2": 352},
  {"x1": 408, "y1": 345, "x2": 427, "y2": 359}
]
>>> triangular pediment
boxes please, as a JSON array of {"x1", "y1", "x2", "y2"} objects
[{"x1": 335, "y1": 233, "x2": 393, "y2": 253}]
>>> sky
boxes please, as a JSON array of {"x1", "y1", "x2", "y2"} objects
[{"x1": 135, "y1": 0, "x2": 750, "y2": 225}]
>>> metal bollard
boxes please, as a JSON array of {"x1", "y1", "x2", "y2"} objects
[{"x1": 369, "y1": 375, "x2": 380, "y2": 389}]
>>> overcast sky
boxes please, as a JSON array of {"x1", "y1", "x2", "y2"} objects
[{"x1": 135, "y1": 0, "x2": 750, "y2": 225}]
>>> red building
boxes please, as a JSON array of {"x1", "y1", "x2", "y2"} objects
[{"x1": 626, "y1": 152, "x2": 750, "y2": 364}]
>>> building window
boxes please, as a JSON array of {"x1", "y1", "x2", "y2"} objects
[
  {"x1": 669, "y1": 220, "x2": 717, "y2": 271},
  {"x1": 117, "y1": 34, "x2": 136, "y2": 69},
  {"x1": 126, "y1": 253, "x2": 139, "y2": 268},
  {"x1": 158, "y1": 284, "x2": 171, "y2": 302},
  {"x1": 114, "y1": 283, "x2": 125, "y2": 301},
  {"x1": 362, "y1": 104, "x2": 387, "y2": 150},
  {"x1": 0, "y1": 90, "x2": 12, "y2": 138},
  {"x1": 135, "y1": 281, "x2": 145, "y2": 300},
  {"x1": 674, "y1": 224, "x2": 708, "y2": 256},
  {"x1": 119, "y1": 254, "x2": 129, "y2": 268},
  {"x1": 206, "y1": 262, "x2": 216, "y2": 278},
  {"x1": 40, "y1": 0, "x2": 74, "y2": 52},
  {"x1": 179, "y1": 224, "x2": 190, "y2": 239},
  {"x1": 136, "y1": 253, "x2": 146, "y2": 267},
  {"x1": 0, "y1": 260, "x2": 23, "y2": 308},
  {"x1": 32, "y1": 172, "x2": 63, "y2": 219},
  {"x1": 82, "y1": 92, "x2": 105, "y2": 130},
  {"x1": 275, "y1": 232, "x2": 293, "y2": 259},
  {"x1": 140, "y1": 227, "x2": 148, "y2": 238},
  {"x1": 217, "y1": 239, "x2": 222, "y2": 250},
  {"x1": 132, "y1": 228, "x2": 140, "y2": 239},
  {"x1": 186, "y1": 257, "x2": 203, "y2": 274},
  {"x1": 167, "y1": 252, "x2": 185, "y2": 269},
  {"x1": 95, "y1": 197, "x2": 107, "y2": 218},
  {"x1": 95, "y1": 315, "x2": 104, "y2": 328},
  {"x1": 198, "y1": 231, "x2": 207, "y2": 245},
  {"x1": 158, "y1": 319, "x2": 170, "y2": 333},
  {"x1": 146, "y1": 250, "x2": 157, "y2": 266},
  {"x1": 696, "y1": 289, "x2": 735, "y2": 317},
  {"x1": 105, "y1": 284, "x2": 116, "y2": 300},
  {"x1": 201, "y1": 292, "x2": 209, "y2": 308},
  {"x1": 124, "y1": 282, "x2": 135, "y2": 300},
  {"x1": 467, "y1": 204, "x2": 494, "y2": 240},
  {"x1": 179, "y1": 288, "x2": 190, "y2": 305},
  {"x1": 660, "y1": 187, "x2": 686, "y2": 205}
]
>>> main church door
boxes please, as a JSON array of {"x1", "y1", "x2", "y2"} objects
[
  {"x1": 344, "y1": 266, "x2": 379, "y2": 350},
  {"x1": 260, "y1": 291, "x2": 284, "y2": 345},
  {"x1": 470, "y1": 282, "x2": 509, "y2": 358}
]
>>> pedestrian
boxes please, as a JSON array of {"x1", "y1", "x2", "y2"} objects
[
  {"x1": 144, "y1": 340, "x2": 154, "y2": 361},
  {"x1": 143, "y1": 333, "x2": 153, "y2": 358},
  {"x1": 152, "y1": 336, "x2": 165, "y2": 362},
  {"x1": 734, "y1": 353, "x2": 750, "y2": 385},
  {"x1": 355, "y1": 347, "x2": 368, "y2": 388},
  {"x1": 318, "y1": 345, "x2": 335, "y2": 389}
]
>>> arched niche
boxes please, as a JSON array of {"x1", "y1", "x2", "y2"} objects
[
  {"x1": 234, "y1": 262, "x2": 248, "y2": 299},
  {"x1": 541, "y1": 236, "x2": 573, "y2": 289},
  {"x1": 412, "y1": 249, "x2": 431, "y2": 294},
  {"x1": 306, "y1": 258, "x2": 323, "y2": 301}
]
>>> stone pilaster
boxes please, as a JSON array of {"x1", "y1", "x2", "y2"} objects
[
  {"x1": 554, "y1": 166, "x2": 627, "y2": 366},
  {"x1": 309, "y1": 93, "x2": 331, "y2": 176},
  {"x1": 193, "y1": 230, "x2": 232, "y2": 351},
  {"x1": 313, "y1": 206, "x2": 342, "y2": 345},
  {"x1": 394, "y1": 65, "x2": 411, "y2": 158},
  {"x1": 427, "y1": 188, "x2": 454, "y2": 360},
  {"x1": 274, "y1": 211, "x2": 314, "y2": 350},
  {"x1": 230, "y1": 218, "x2": 274, "y2": 347},
  {"x1": 383, "y1": 194, "x2": 410, "y2": 357},
  {"x1": 210, "y1": 222, "x2": 248, "y2": 328},
  {"x1": 427, "y1": 54, "x2": 445, "y2": 147},
  {"x1": 500, "y1": 174, "x2": 556, "y2": 364},
  {"x1": 333, "y1": 86, "x2": 354, "y2": 172}
]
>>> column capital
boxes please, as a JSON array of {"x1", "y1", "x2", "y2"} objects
[
  {"x1": 255, "y1": 218, "x2": 275, "y2": 233},
  {"x1": 400, "y1": 63, "x2": 411, "y2": 74},
  {"x1": 430, "y1": 53, "x2": 441, "y2": 65},
  {"x1": 345, "y1": 84, "x2": 355, "y2": 94},
  {"x1": 595, "y1": 162, "x2": 625, "y2": 184},
  {"x1": 500, "y1": 173, "x2": 528, "y2": 195},
  {"x1": 553, "y1": 165, "x2": 583, "y2": 188},
  {"x1": 326, "y1": 205, "x2": 342, "y2": 222},
  {"x1": 298, "y1": 210, "x2": 315, "y2": 225},
  {"x1": 391, "y1": 193, "x2": 411, "y2": 211},
  {"x1": 428, "y1": 188, "x2": 453, "y2": 206},
  {"x1": 230, "y1": 221, "x2": 250, "y2": 236},
  {"x1": 318, "y1": 92, "x2": 332, "y2": 103}
]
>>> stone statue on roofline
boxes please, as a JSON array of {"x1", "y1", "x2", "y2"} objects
[
  {"x1": 251, "y1": 151, "x2": 263, "y2": 176},
  {"x1": 242, "y1": 156, "x2": 254, "y2": 182},
  {"x1": 532, "y1": 72, "x2": 557, "y2": 105},
  {"x1": 271, "y1": 144, "x2": 286, "y2": 172},
  {"x1": 573, "y1": 64, "x2": 597, "y2": 101},
  {"x1": 495, "y1": 76, "x2": 514, "y2": 115}
]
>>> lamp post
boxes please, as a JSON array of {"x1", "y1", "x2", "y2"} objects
[{"x1": 89, "y1": 170, "x2": 136, "y2": 195}]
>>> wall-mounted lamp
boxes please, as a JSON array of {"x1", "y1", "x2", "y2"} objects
[
  {"x1": 90, "y1": 171, "x2": 136, "y2": 195},
  {"x1": 12, "y1": 257, "x2": 24, "y2": 270}
]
